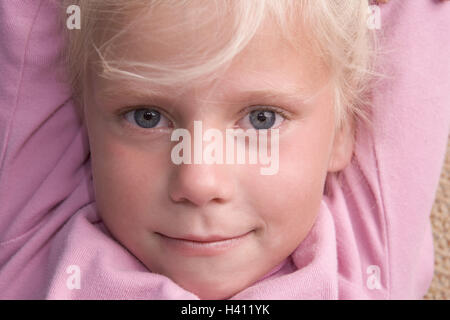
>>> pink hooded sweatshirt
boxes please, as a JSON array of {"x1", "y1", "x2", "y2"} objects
[{"x1": 0, "y1": 0, "x2": 449, "y2": 299}]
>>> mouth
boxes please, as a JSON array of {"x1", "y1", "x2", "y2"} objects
[
  {"x1": 155, "y1": 230, "x2": 253, "y2": 256},
  {"x1": 158, "y1": 231, "x2": 252, "y2": 243}
]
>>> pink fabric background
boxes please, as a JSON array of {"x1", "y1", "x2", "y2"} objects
[{"x1": 0, "y1": 0, "x2": 449, "y2": 299}]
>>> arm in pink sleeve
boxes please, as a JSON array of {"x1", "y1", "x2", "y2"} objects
[
  {"x1": 0, "y1": 1, "x2": 91, "y2": 247},
  {"x1": 371, "y1": 0, "x2": 449, "y2": 298},
  {"x1": 326, "y1": 0, "x2": 449, "y2": 299}
]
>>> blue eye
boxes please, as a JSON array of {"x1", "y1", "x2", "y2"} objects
[
  {"x1": 249, "y1": 110, "x2": 276, "y2": 129},
  {"x1": 238, "y1": 107, "x2": 286, "y2": 130},
  {"x1": 124, "y1": 108, "x2": 171, "y2": 129}
]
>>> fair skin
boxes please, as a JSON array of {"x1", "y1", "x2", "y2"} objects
[{"x1": 82, "y1": 8, "x2": 354, "y2": 299}]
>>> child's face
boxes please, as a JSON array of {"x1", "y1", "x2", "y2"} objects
[{"x1": 83, "y1": 8, "x2": 353, "y2": 299}]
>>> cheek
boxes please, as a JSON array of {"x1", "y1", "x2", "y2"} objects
[
  {"x1": 242, "y1": 113, "x2": 334, "y2": 249},
  {"x1": 88, "y1": 127, "x2": 171, "y2": 234},
  {"x1": 240, "y1": 144, "x2": 326, "y2": 249},
  {"x1": 85, "y1": 103, "x2": 171, "y2": 211}
]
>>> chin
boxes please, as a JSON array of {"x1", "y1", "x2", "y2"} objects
[
  {"x1": 174, "y1": 274, "x2": 252, "y2": 300},
  {"x1": 189, "y1": 284, "x2": 244, "y2": 300}
]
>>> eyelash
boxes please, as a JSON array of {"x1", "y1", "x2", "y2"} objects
[
  {"x1": 240, "y1": 105, "x2": 291, "y2": 121},
  {"x1": 117, "y1": 105, "x2": 290, "y2": 133}
]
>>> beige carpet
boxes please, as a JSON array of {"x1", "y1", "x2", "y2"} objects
[{"x1": 424, "y1": 136, "x2": 450, "y2": 300}]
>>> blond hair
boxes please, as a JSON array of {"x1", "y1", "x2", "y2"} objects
[{"x1": 59, "y1": 0, "x2": 380, "y2": 131}]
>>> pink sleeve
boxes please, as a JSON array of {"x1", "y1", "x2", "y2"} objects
[
  {"x1": 373, "y1": 0, "x2": 450, "y2": 298},
  {"x1": 0, "y1": 1, "x2": 91, "y2": 247},
  {"x1": 326, "y1": 0, "x2": 450, "y2": 299}
]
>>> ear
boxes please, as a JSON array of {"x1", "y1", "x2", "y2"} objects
[{"x1": 327, "y1": 116, "x2": 355, "y2": 172}]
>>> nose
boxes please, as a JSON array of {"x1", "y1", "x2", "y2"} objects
[{"x1": 168, "y1": 161, "x2": 235, "y2": 207}]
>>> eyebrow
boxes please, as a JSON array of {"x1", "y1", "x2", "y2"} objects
[{"x1": 101, "y1": 85, "x2": 312, "y2": 106}]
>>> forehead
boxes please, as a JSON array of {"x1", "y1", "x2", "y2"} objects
[{"x1": 90, "y1": 2, "x2": 329, "y2": 102}]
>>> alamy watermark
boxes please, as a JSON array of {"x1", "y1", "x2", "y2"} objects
[
  {"x1": 367, "y1": 5, "x2": 381, "y2": 30},
  {"x1": 366, "y1": 265, "x2": 382, "y2": 290},
  {"x1": 66, "y1": 264, "x2": 81, "y2": 290},
  {"x1": 66, "y1": 5, "x2": 81, "y2": 30},
  {"x1": 170, "y1": 121, "x2": 279, "y2": 176}
]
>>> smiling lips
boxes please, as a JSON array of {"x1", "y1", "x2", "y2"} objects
[
  {"x1": 162, "y1": 232, "x2": 251, "y2": 243},
  {"x1": 156, "y1": 231, "x2": 253, "y2": 256}
]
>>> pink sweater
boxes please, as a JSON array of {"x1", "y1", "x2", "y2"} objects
[{"x1": 0, "y1": 0, "x2": 449, "y2": 299}]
